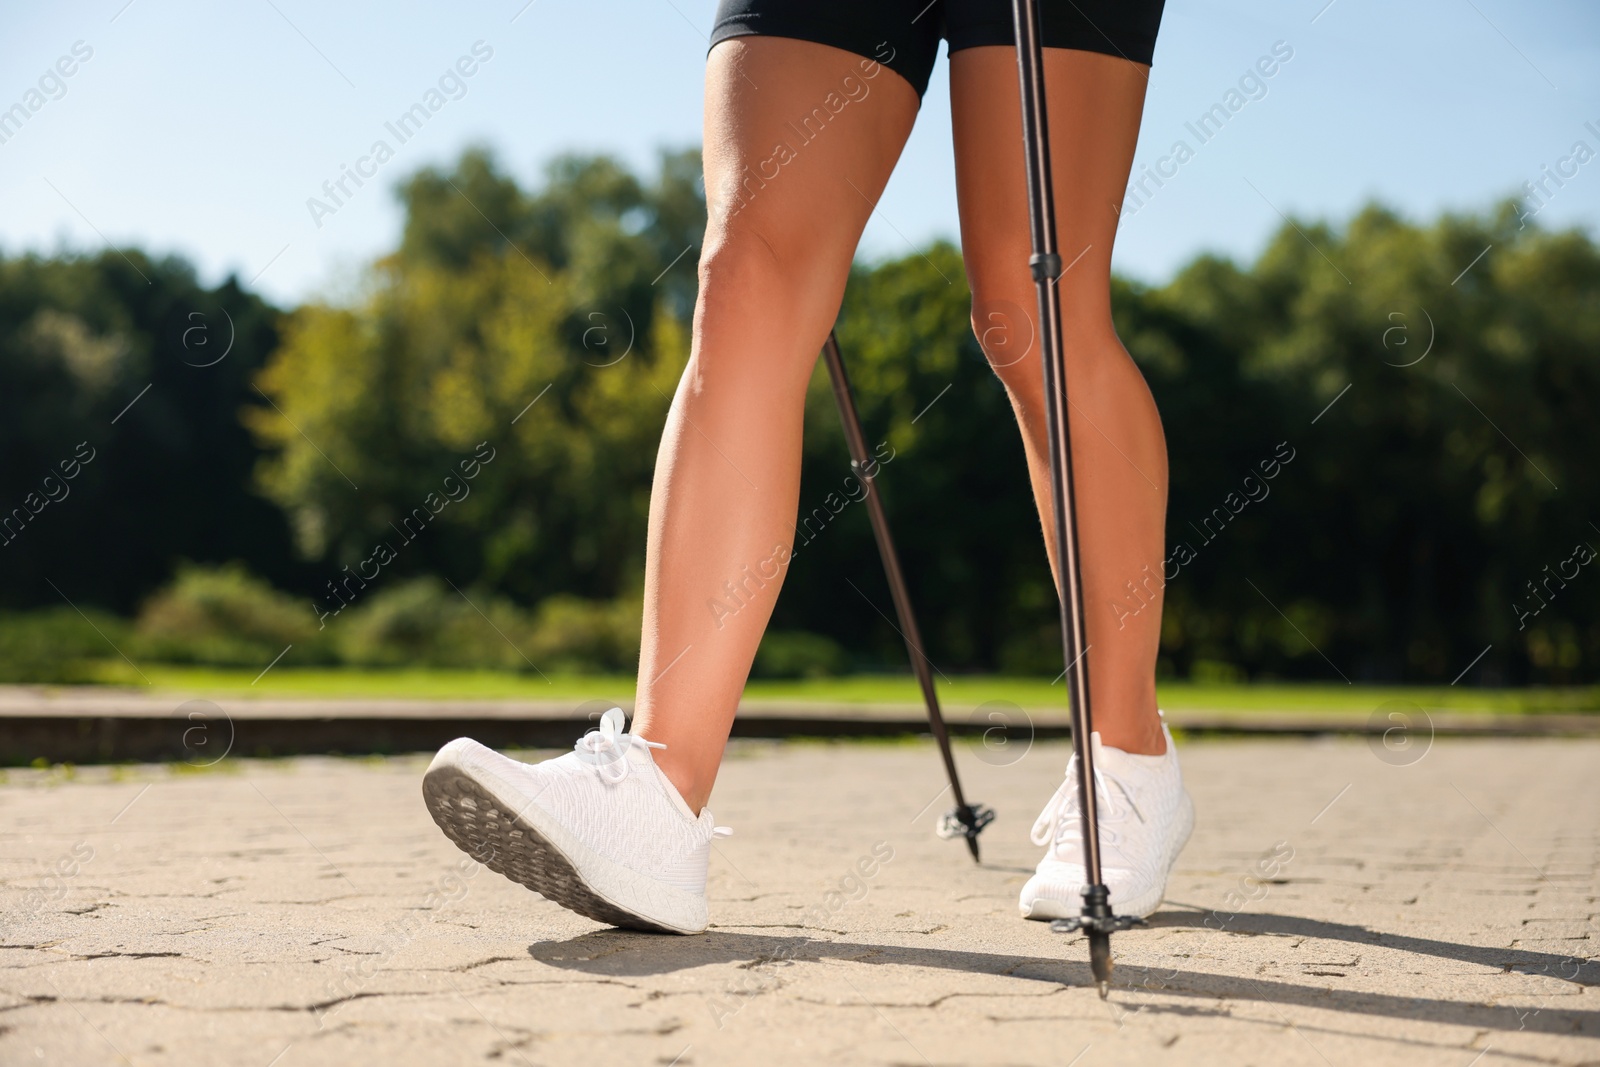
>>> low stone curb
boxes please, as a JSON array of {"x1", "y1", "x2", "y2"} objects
[{"x1": 1, "y1": 686, "x2": 1595, "y2": 764}]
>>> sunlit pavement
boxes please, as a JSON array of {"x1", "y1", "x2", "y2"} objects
[{"x1": 2, "y1": 735, "x2": 1595, "y2": 1066}]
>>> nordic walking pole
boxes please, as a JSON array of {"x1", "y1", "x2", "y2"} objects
[
  {"x1": 821, "y1": 330, "x2": 994, "y2": 862},
  {"x1": 1008, "y1": 0, "x2": 1142, "y2": 997}
]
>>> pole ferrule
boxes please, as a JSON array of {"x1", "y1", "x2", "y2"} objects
[
  {"x1": 1081, "y1": 883, "x2": 1113, "y2": 919},
  {"x1": 1028, "y1": 252, "x2": 1062, "y2": 282}
]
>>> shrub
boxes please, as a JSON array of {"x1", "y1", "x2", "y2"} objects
[
  {"x1": 752, "y1": 630, "x2": 846, "y2": 679},
  {"x1": 336, "y1": 580, "x2": 638, "y2": 674},
  {"x1": 524, "y1": 595, "x2": 641, "y2": 674},
  {"x1": 0, "y1": 607, "x2": 131, "y2": 683},
  {"x1": 133, "y1": 562, "x2": 332, "y2": 665},
  {"x1": 334, "y1": 577, "x2": 533, "y2": 670}
]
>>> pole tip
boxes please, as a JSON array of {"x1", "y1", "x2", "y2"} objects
[{"x1": 1088, "y1": 930, "x2": 1113, "y2": 994}]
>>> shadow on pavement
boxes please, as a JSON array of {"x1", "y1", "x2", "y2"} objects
[
  {"x1": 1154, "y1": 908, "x2": 1597, "y2": 987},
  {"x1": 527, "y1": 914, "x2": 1596, "y2": 1036}
]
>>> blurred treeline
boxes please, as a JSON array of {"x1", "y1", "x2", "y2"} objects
[{"x1": 1, "y1": 148, "x2": 1596, "y2": 684}]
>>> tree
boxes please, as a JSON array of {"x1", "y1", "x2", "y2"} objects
[
  {"x1": 250, "y1": 148, "x2": 697, "y2": 618},
  {"x1": 8, "y1": 142, "x2": 1594, "y2": 684},
  {"x1": 0, "y1": 249, "x2": 297, "y2": 612}
]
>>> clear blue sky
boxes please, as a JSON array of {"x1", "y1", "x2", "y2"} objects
[{"x1": 2, "y1": 0, "x2": 1597, "y2": 307}]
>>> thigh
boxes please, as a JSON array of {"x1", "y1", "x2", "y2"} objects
[
  {"x1": 702, "y1": 35, "x2": 921, "y2": 290},
  {"x1": 949, "y1": 45, "x2": 1149, "y2": 336}
]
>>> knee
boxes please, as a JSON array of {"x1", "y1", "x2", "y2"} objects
[
  {"x1": 696, "y1": 213, "x2": 829, "y2": 328},
  {"x1": 969, "y1": 285, "x2": 1122, "y2": 407},
  {"x1": 969, "y1": 292, "x2": 1045, "y2": 403},
  {"x1": 686, "y1": 223, "x2": 828, "y2": 394}
]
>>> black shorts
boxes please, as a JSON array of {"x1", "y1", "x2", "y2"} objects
[{"x1": 709, "y1": 0, "x2": 1166, "y2": 100}]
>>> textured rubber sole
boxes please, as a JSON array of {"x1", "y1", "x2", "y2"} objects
[
  {"x1": 421, "y1": 745, "x2": 707, "y2": 934},
  {"x1": 1020, "y1": 789, "x2": 1196, "y2": 922}
]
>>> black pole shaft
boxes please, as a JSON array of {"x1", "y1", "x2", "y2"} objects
[
  {"x1": 1009, "y1": 0, "x2": 1104, "y2": 887},
  {"x1": 820, "y1": 331, "x2": 978, "y2": 859}
]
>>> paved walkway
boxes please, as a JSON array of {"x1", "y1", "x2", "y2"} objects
[{"x1": 1, "y1": 736, "x2": 1595, "y2": 1066}]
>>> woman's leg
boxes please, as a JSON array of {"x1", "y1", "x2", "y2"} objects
[
  {"x1": 631, "y1": 37, "x2": 921, "y2": 810},
  {"x1": 951, "y1": 47, "x2": 1167, "y2": 755}
]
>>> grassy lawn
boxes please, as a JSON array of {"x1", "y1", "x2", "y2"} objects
[{"x1": 75, "y1": 662, "x2": 1599, "y2": 717}]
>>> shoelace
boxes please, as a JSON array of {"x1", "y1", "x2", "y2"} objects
[
  {"x1": 575, "y1": 707, "x2": 665, "y2": 784},
  {"x1": 1029, "y1": 761, "x2": 1142, "y2": 851},
  {"x1": 573, "y1": 709, "x2": 737, "y2": 839}
]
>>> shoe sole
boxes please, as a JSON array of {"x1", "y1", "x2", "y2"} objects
[
  {"x1": 421, "y1": 741, "x2": 707, "y2": 935},
  {"x1": 1020, "y1": 789, "x2": 1196, "y2": 922}
]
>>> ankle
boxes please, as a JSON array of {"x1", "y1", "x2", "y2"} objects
[
  {"x1": 1096, "y1": 719, "x2": 1167, "y2": 757},
  {"x1": 651, "y1": 753, "x2": 711, "y2": 815}
]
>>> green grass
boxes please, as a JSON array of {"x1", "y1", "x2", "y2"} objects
[{"x1": 75, "y1": 662, "x2": 1600, "y2": 716}]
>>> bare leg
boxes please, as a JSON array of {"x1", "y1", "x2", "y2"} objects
[
  {"x1": 631, "y1": 38, "x2": 921, "y2": 810},
  {"x1": 951, "y1": 48, "x2": 1167, "y2": 755}
]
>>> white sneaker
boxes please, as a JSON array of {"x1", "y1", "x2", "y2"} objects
[
  {"x1": 422, "y1": 708, "x2": 729, "y2": 934},
  {"x1": 1019, "y1": 721, "x2": 1193, "y2": 921}
]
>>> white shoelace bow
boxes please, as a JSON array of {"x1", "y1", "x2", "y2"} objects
[
  {"x1": 572, "y1": 709, "x2": 736, "y2": 838},
  {"x1": 575, "y1": 707, "x2": 665, "y2": 784},
  {"x1": 1029, "y1": 763, "x2": 1141, "y2": 850}
]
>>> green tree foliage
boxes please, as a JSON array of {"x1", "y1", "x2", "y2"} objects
[
  {"x1": 4, "y1": 147, "x2": 1595, "y2": 683},
  {"x1": 755, "y1": 202, "x2": 1600, "y2": 685},
  {"x1": 1140, "y1": 203, "x2": 1599, "y2": 683},
  {"x1": 781, "y1": 244, "x2": 1054, "y2": 673},
  {"x1": 251, "y1": 148, "x2": 696, "y2": 618},
  {"x1": 0, "y1": 249, "x2": 297, "y2": 611}
]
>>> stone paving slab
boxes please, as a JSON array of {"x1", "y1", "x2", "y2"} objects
[{"x1": 0, "y1": 736, "x2": 1595, "y2": 1066}]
